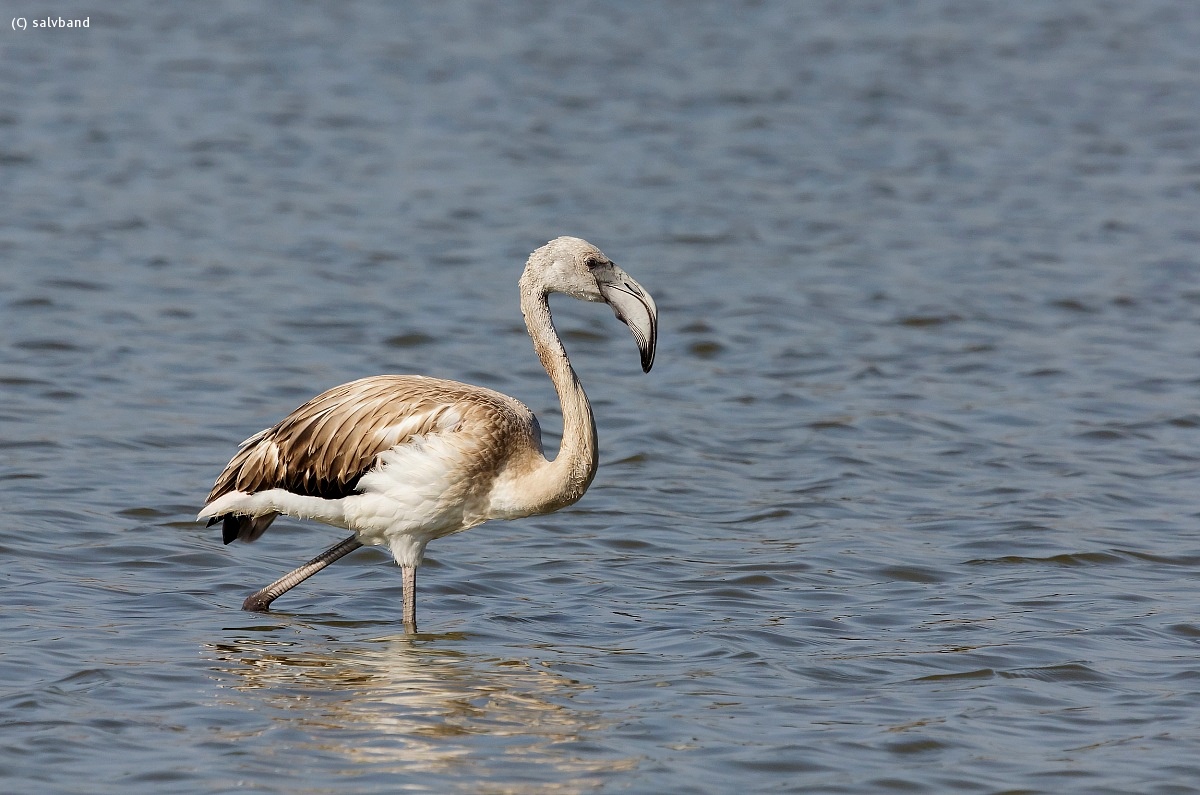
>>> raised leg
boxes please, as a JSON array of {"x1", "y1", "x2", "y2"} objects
[
  {"x1": 402, "y1": 564, "x2": 417, "y2": 633},
  {"x1": 242, "y1": 534, "x2": 363, "y2": 612}
]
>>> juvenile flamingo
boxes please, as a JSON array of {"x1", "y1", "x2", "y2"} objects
[{"x1": 198, "y1": 237, "x2": 657, "y2": 632}]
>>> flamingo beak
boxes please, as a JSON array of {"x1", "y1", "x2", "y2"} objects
[{"x1": 596, "y1": 266, "x2": 658, "y2": 373}]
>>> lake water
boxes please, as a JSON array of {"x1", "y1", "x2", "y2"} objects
[{"x1": 3, "y1": 2, "x2": 1200, "y2": 793}]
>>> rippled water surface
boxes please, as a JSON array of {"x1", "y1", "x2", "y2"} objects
[{"x1": 3, "y1": 2, "x2": 1200, "y2": 793}]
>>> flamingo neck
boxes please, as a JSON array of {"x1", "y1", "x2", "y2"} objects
[{"x1": 519, "y1": 278, "x2": 598, "y2": 510}]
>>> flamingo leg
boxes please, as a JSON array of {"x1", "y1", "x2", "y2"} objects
[
  {"x1": 402, "y1": 564, "x2": 417, "y2": 633},
  {"x1": 241, "y1": 534, "x2": 363, "y2": 612}
]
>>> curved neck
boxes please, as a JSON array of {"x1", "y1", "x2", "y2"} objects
[{"x1": 520, "y1": 276, "x2": 598, "y2": 509}]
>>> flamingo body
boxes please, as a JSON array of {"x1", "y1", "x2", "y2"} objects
[{"x1": 198, "y1": 237, "x2": 657, "y2": 630}]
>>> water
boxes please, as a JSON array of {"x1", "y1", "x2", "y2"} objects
[{"x1": 3, "y1": 2, "x2": 1200, "y2": 792}]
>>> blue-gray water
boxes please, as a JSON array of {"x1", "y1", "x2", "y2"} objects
[{"x1": 3, "y1": 2, "x2": 1200, "y2": 793}]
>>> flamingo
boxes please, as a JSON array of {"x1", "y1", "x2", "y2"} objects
[{"x1": 198, "y1": 236, "x2": 657, "y2": 632}]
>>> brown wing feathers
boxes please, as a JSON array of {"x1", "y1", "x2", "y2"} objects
[{"x1": 204, "y1": 376, "x2": 516, "y2": 545}]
